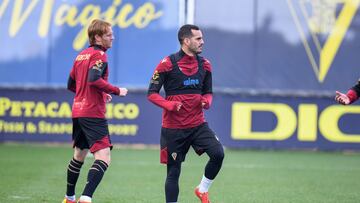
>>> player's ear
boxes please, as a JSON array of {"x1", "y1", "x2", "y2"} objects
[
  {"x1": 95, "y1": 34, "x2": 102, "y2": 43},
  {"x1": 184, "y1": 38, "x2": 191, "y2": 46}
]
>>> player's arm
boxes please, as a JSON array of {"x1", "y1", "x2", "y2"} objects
[
  {"x1": 201, "y1": 59, "x2": 213, "y2": 109},
  {"x1": 87, "y1": 53, "x2": 126, "y2": 96},
  {"x1": 335, "y1": 80, "x2": 360, "y2": 105},
  {"x1": 147, "y1": 58, "x2": 182, "y2": 111},
  {"x1": 67, "y1": 68, "x2": 76, "y2": 93}
]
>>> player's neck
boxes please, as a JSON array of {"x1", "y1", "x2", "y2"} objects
[{"x1": 181, "y1": 47, "x2": 196, "y2": 57}]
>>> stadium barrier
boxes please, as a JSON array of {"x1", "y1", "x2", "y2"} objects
[{"x1": 1, "y1": 87, "x2": 359, "y2": 151}]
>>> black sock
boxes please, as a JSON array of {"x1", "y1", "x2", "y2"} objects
[
  {"x1": 66, "y1": 158, "x2": 84, "y2": 196},
  {"x1": 82, "y1": 159, "x2": 108, "y2": 197}
]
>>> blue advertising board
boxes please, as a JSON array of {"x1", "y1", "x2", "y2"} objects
[
  {"x1": 0, "y1": 0, "x2": 179, "y2": 87},
  {"x1": 195, "y1": 0, "x2": 360, "y2": 92},
  {"x1": 1, "y1": 87, "x2": 359, "y2": 151}
]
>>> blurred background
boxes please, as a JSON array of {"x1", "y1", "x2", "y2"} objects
[{"x1": 1, "y1": 0, "x2": 360, "y2": 150}]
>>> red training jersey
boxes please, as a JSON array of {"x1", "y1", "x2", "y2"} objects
[
  {"x1": 148, "y1": 50, "x2": 213, "y2": 129},
  {"x1": 67, "y1": 45, "x2": 120, "y2": 118}
]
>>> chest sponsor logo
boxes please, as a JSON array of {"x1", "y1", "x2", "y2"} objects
[{"x1": 183, "y1": 78, "x2": 199, "y2": 86}]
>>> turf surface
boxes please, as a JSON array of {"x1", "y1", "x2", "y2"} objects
[{"x1": 0, "y1": 143, "x2": 360, "y2": 202}]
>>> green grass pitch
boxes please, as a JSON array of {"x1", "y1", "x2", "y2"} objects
[{"x1": 0, "y1": 143, "x2": 360, "y2": 202}]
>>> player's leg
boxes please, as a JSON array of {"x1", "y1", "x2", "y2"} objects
[
  {"x1": 73, "y1": 118, "x2": 111, "y2": 203},
  {"x1": 192, "y1": 123, "x2": 224, "y2": 202},
  {"x1": 79, "y1": 146, "x2": 111, "y2": 203},
  {"x1": 161, "y1": 127, "x2": 190, "y2": 203},
  {"x1": 63, "y1": 119, "x2": 89, "y2": 203},
  {"x1": 165, "y1": 162, "x2": 182, "y2": 203},
  {"x1": 199, "y1": 144, "x2": 224, "y2": 192}
]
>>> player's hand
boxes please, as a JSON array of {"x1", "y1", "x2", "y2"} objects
[
  {"x1": 201, "y1": 97, "x2": 209, "y2": 109},
  {"x1": 335, "y1": 91, "x2": 350, "y2": 105},
  {"x1": 170, "y1": 101, "x2": 182, "y2": 111},
  {"x1": 176, "y1": 102, "x2": 182, "y2": 111},
  {"x1": 119, "y1": 88, "x2": 128, "y2": 97},
  {"x1": 105, "y1": 94, "x2": 112, "y2": 103}
]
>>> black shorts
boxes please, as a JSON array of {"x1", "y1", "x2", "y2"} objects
[
  {"x1": 72, "y1": 118, "x2": 112, "y2": 152},
  {"x1": 160, "y1": 122, "x2": 222, "y2": 164}
]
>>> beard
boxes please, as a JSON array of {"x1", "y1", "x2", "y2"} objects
[{"x1": 189, "y1": 45, "x2": 202, "y2": 54}]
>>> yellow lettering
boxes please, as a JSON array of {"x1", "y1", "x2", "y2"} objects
[
  {"x1": 231, "y1": 102, "x2": 296, "y2": 140},
  {"x1": 116, "y1": 4, "x2": 134, "y2": 28},
  {"x1": 78, "y1": 4, "x2": 100, "y2": 24},
  {"x1": 108, "y1": 124, "x2": 138, "y2": 136},
  {"x1": 0, "y1": 120, "x2": 25, "y2": 133},
  {"x1": 54, "y1": 4, "x2": 78, "y2": 27},
  {"x1": 10, "y1": 101, "x2": 22, "y2": 117},
  {"x1": 38, "y1": 0, "x2": 54, "y2": 37},
  {"x1": 22, "y1": 101, "x2": 35, "y2": 117},
  {"x1": 297, "y1": 104, "x2": 317, "y2": 141},
  {"x1": 113, "y1": 103, "x2": 126, "y2": 119},
  {"x1": 133, "y1": 3, "x2": 162, "y2": 28},
  {"x1": 47, "y1": 102, "x2": 58, "y2": 118},
  {"x1": 10, "y1": 0, "x2": 39, "y2": 37},
  {"x1": 107, "y1": 103, "x2": 139, "y2": 120},
  {"x1": 26, "y1": 122, "x2": 37, "y2": 133},
  {"x1": 54, "y1": 4, "x2": 71, "y2": 25},
  {"x1": 33, "y1": 102, "x2": 47, "y2": 117},
  {"x1": 319, "y1": 105, "x2": 360, "y2": 142},
  {"x1": 38, "y1": 120, "x2": 72, "y2": 134},
  {"x1": 102, "y1": 0, "x2": 122, "y2": 23},
  {"x1": 124, "y1": 103, "x2": 139, "y2": 119},
  {"x1": 5, "y1": 0, "x2": 163, "y2": 50},
  {"x1": 58, "y1": 102, "x2": 72, "y2": 118},
  {"x1": 106, "y1": 103, "x2": 114, "y2": 118},
  {"x1": 0, "y1": 0, "x2": 10, "y2": 20},
  {"x1": 0, "y1": 97, "x2": 11, "y2": 116}
]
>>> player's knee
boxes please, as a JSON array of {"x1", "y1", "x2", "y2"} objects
[
  {"x1": 167, "y1": 165, "x2": 181, "y2": 180},
  {"x1": 93, "y1": 149, "x2": 111, "y2": 165},
  {"x1": 96, "y1": 155, "x2": 111, "y2": 166},
  {"x1": 74, "y1": 148, "x2": 88, "y2": 162},
  {"x1": 210, "y1": 146, "x2": 224, "y2": 164}
]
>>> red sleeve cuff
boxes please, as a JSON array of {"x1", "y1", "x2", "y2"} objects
[
  {"x1": 347, "y1": 89, "x2": 358, "y2": 103},
  {"x1": 202, "y1": 94, "x2": 213, "y2": 109}
]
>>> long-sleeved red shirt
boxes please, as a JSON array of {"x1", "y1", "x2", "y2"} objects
[
  {"x1": 68, "y1": 45, "x2": 120, "y2": 118},
  {"x1": 148, "y1": 50, "x2": 213, "y2": 129}
]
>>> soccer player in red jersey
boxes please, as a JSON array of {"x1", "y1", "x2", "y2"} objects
[
  {"x1": 147, "y1": 24, "x2": 224, "y2": 203},
  {"x1": 335, "y1": 80, "x2": 360, "y2": 105},
  {"x1": 62, "y1": 19, "x2": 128, "y2": 203}
]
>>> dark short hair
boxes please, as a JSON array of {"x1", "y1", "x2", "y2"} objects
[
  {"x1": 178, "y1": 24, "x2": 200, "y2": 45},
  {"x1": 88, "y1": 19, "x2": 112, "y2": 46}
]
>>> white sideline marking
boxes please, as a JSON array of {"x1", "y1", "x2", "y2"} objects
[{"x1": 10, "y1": 195, "x2": 30, "y2": 199}]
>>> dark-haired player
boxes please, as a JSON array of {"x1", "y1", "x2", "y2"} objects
[{"x1": 147, "y1": 24, "x2": 224, "y2": 203}]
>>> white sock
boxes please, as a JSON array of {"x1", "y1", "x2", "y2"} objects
[
  {"x1": 65, "y1": 195, "x2": 76, "y2": 201},
  {"x1": 79, "y1": 195, "x2": 92, "y2": 202},
  {"x1": 198, "y1": 175, "x2": 213, "y2": 193}
]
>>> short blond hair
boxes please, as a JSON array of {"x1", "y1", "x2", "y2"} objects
[{"x1": 88, "y1": 19, "x2": 112, "y2": 46}]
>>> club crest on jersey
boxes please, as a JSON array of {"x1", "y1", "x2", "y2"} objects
[
  {"x1": 171, "y1": 152, "x2": 177, "y2": 161},
  {"x1": 152, "y1": 70, "x2": 159, "y2": 80},
  {"x1": 151, "y1": 70, "x2": 160, "y2": 84},
  {"x1": 95, "y1": 60, "x2": 103, "y2": 68}
]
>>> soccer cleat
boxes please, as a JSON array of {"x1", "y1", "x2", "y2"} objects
[
  {"x1": 195, "y1": 187, "x2": 210, "y2": 203},
  {"x1": 62, "y1": 198, "x2": 76, "y2": 203}
]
